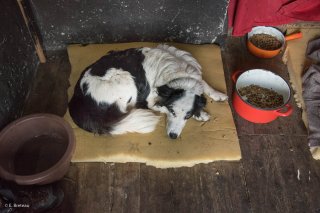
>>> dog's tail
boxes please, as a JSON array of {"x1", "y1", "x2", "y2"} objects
[{"x1": 110, "y1": 109, "x2": 160, "y2": 135}]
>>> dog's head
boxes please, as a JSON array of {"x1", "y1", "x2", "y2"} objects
[{"x1": 156, "y1": 78, "x2": 206, "y2": 139}]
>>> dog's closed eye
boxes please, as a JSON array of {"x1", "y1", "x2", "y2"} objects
[
  {"x1": 168, "y1": 107, "x2": 176, "y2": 117},
  {"x1": 184, "y1": 111, "x2": 193, "y2": 120}
]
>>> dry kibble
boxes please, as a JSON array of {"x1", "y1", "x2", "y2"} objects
[
  {"x1": 250, "y1": 33, "x2": 282, "y2": 50},
  {"x1": 238, "y1": 85, "x2": 284, "y2": 109}
]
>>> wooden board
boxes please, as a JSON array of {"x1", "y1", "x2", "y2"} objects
[{"x1": 19, "y1": 36, "x2": 320, "y2": 213}]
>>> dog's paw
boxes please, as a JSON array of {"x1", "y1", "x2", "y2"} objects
[
  {"x1": 150, "y1": 104, "x2": 168, "y2": 113},
  {"x1": 193, "y1": 111, "x2": 210, "y2": 122},
  {"x1": 209, "y1": 92, "x2": 228, "y2": 102}
]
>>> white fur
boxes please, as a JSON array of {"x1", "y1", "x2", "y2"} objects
[
  {"x1": 142, "y1": 44, "x2": 203, "y2": 88},
  {"x1": 167, "y1": 78, "x2": 204, "y2": 95},
  {"x1": 80, "y1": 68, "x2": 137, "y2": 112},
  {"x1": 140, "y1": 44, "x2": 228, "y2": 137},
  {"x1": 202, "y1": 80, "x2": 228, "y2": 101},
  {"x1": 110, "y1": 109, "x2": 160, "y2": 135},
  {"x1": 116, "y1": 44, "x2": 227, "y2": 136},
  {"x1": 193, "y1": 111, "x2": 211, "y2": 121},
  {"x1": 78, "y1": 44, "x2": 227, "y2": 136}
]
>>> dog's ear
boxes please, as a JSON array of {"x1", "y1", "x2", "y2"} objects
[
  {"x1": 157, "y1": 85, "x2": 175, "y2": 98},
  {"x1": 157, "y1": 85, "x2": 184, "y2": 97},
  {"x1": 156, "y1": 85, "x2": 184, "y2": 106},
  {"x1": 193, "y1": 94, "x2": 207, "y2": 117},
  {"x1": 156, "y1": 85, "x2": 174, "y2": 106},
  {"x1": 195, "y1": 94, "x2": 207, "y2": 108}
]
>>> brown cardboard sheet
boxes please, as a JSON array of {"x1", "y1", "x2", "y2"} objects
[{"x1": 65, "y1": 43, "x2": 241, "y2": 168}]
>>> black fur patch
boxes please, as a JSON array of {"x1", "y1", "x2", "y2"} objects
[
  {"x1": 69, "y1": 86, "x2": 126, "y2": 134},
  {"x1": 88, "y1": 48, "x2": 150, "y2": 107},
  {"x1": 81, "y1": 82, "x2": 89, "y2": 95},
  {"x1": 156, "y1": 85, "x2": 185, "y2": 107},
  {"x1": 192, "y1": 95, "x2": 207, "y2": 117},
  {"x1": 69, "y1": 48, "x2": 151, "y2": 134}
]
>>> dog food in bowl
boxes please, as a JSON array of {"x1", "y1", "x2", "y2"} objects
[
  {"x1": 232, "y1": 69, "x2": 293, "y2": 123},
  {"x1": 238, "y1": 84, "x2": 284, "y2": 109},
  {"x1": 247, "y1": 26, "x2": 302, "y2": 58},
  {"x1": 249, "y1": 34, "x2": 282, "y2": 51}
]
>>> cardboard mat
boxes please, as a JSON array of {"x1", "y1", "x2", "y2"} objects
[
  {"x1": 284, "y1": 27, "x2": 320, "y2": 160},
  {"x1": 65, "y1": 43, "x2": 241, "y2": 168}
]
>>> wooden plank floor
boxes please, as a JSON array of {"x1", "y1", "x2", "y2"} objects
[{"x1": 19, "y1": 37, "x2": 320, "y2": 213}]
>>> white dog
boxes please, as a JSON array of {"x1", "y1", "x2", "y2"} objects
[{"x1": 69, "y1": 44, "x2": 227, "y2": 139}]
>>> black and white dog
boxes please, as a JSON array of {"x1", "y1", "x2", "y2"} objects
[{"x1": 69, "y1": 44, "x2": 227, "y2": 139}]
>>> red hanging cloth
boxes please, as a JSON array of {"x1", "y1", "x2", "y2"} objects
[{"x1": 228, "y1": 0, "x2": 320, "y2": 36}]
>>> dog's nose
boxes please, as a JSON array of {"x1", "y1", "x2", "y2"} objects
[{"x1": 169, "y1": 132, "x2": 178, "y2": 139}]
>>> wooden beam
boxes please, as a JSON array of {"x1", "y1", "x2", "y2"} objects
[{"x1": 17, "y1": 0, "x2": 46, "y2": 63}]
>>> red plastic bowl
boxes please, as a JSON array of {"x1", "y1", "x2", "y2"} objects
[
  {"x1": 0, "y1": 114, "x2": 75, "y2": 185},
  {"x1": 232, "y1": 69, "x2": 293, "y2": 123}
]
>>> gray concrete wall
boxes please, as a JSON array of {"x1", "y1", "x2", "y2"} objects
[
  {"x1": 0, "y1": 0, "x2": 39, "y2": 129},
  {"x1": 29, "y1": 0, "x2": 229, "y2": 50}
]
